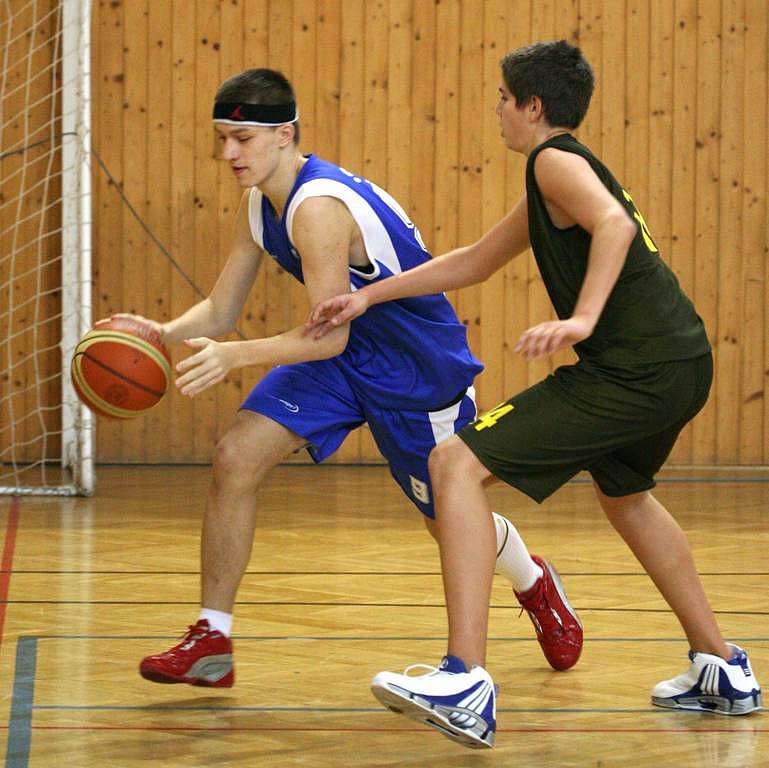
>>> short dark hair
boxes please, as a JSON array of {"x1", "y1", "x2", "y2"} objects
[
  {"x1": 215, "y1": 68, "x2": 300, "y2": 144},
  {"x1": 500, "y1": 40, "x2": 594, "y2": 129}
]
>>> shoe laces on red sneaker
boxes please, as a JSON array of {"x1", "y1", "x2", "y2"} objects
[{"x1": 515, "y1": 555, "x2": 583, "y2": 671}]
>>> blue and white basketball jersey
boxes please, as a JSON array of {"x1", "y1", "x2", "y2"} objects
[{"x1": 247, "y1": 155, "x2": 483, "y2": 409}]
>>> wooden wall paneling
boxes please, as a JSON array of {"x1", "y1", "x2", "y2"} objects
[
  {"x1": 764, "y1": 7, "x2": 769, "y2": 465},
  {"x1": 316, "y1": 0, "x2": 342, "y2": 164},
  {"x1": 667, "y1": 0, "x2": 698, "y2": 463},
  {"x1": 34, "y1": 1, "x2": 63, "y2": 459},
  {"x1": 647, "y1": 0, "x2": 674, "y2": 265},
  {"x1": 624, "y1": 1, "x2": 650, "y2": 214},
  {"x1": 477, "y1": 0, "x2": 508, "y2": 410},
  {"x1": 691, "y1": 0, "x2": 721, "y2": 464},
  {"x1": 121, "y1": 0, "x2": 151, "y2": 462},
  {"x1": 455, "y1": 1, "x2": 484, "y2": 401},
  {"x1": 601, "y1": 0, "x2": 625, "y2": 180},
  {"x1": 5, "y1": 1, "x2": 34, "y2": 460},
  {"x1": 739, "y1": 0, "x2": 767, "y2": 462},
  {"x1": 577, "y1": 0, "x2": 604, "y2": 163},
  {"x1": 385, "y1": 0, "x2": 411, "y2": 209},
  {"x1": 502, "y1": 2, "x2": 533, "y2": 403},
  {"x1": 0, "y1": 6, "x2": 20, "y2": 459},
  {"x1": 716, "y1": 0, "x2": 745, "y2": 464},
  {"x1": 92, "y1": 0, "x2": 126, "y2": 461},
  {"x1": 8, "y1": 0, "x2": 31, "y2": 458},
  {"x1": 432, "y1": 0, "x2": 460, "y2": 268},
  {"x1": 168, "y1": 0, "x2": 198, "y2": 461},
  {"x1": 191, "y1": 0, "x2": 223, "y2": 460},
  {"x1": 409, "y1": 0, "x2": 436, "y2": 259},
  {"x1": 144, "y1": 0, "x2": 174, "y2": 461},
  {"x1": 73, "y1": 0, "x2": 769, "y2": 467}
]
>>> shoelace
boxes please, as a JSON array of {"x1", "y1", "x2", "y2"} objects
[{"x1": 403, "y1": 662, "x2": 442, "y2": 677}]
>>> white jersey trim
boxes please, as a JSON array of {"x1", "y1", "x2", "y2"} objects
[
  {"x1": 428, "y1": 386, "x2": 476, "y2": 446},
  {"x1": 247, "y1": 187, "x2": 265, "y2": 250},
  {"x1": 284, "y1": 178, "x2": 404, "y2": 288}
]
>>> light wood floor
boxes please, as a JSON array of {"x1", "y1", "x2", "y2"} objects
[{"x1": 1, "y1": 465, "x2": 767, "y2": 767}]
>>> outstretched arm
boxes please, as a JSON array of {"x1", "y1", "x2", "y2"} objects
[
  {"x1": 307, "y1": 197, "x2": 531, "y2": 333},
  {"x1": 174, "y1": 196, "x2": 354, "y2": 396}
]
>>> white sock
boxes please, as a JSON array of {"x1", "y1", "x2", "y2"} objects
[
  {"x1": 492, "y1": 512, "x2": 543, "y2": 593},
  {"x1": 199, "y1": 608, "x2": 233, "y2": 637}
]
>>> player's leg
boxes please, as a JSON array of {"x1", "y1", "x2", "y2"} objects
[
  {"x1": 371, "y1": 389, "x2": 581, "y2": 669},
  {"x1": 597, "y1": 486, "x2": 727, "y2": 656},
  {"x1": 596, "y1": 485, "x2": 762, "y2": 714},
  {"x1": 201, "y1": 411, "x2": 305, "y2": 613},
  {"x1": 140, "y1": 361, "x2": 364, "y2": 688},
  {"x1": 430, "y1": 434, "x2": 498, "y2": 668}
]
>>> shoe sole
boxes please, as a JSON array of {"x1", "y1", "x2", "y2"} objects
[
  {"x1": 651, "y1": 691, "x2": 763, "y2": 715},
  {"x1": 139, "y1": 659, "x2": 234, "y2": 688},
  {"x1": 371, "y1": 681, "x2": 494, "y2": 749}
]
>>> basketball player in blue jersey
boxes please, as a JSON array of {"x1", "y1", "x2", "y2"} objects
[
  {"x1": 309, "y1": 41, "x2": 761, "y2": 748},
  {"x1": 124, "y1": 69, "x2": 582, "y2": 693}
]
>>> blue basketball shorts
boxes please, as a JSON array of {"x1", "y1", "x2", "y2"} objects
[{"x1": 240, "y1": 359, "x2": 477, "y2": 518}]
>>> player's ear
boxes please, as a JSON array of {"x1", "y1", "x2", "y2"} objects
[
  {"x1": 526, "y1": 95, "x2": 544, "y2": 122},
  {"x1": 276, "y1": 123, "x2": 296, "y2": 148}
]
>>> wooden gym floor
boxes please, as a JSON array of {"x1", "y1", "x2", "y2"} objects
[{"x1": 1, "y1": 465, "x2": 767, "y2": 767}]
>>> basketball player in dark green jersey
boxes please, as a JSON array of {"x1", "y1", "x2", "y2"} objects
[{"x1": 308, "y1": 40, "x2": 761, "y2": 749}]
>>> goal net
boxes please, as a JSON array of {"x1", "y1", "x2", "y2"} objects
[{"x1": 0, "y1": 0, "x2": 93, "y2": 495}]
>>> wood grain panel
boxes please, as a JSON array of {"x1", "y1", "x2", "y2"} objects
[{"x1": 8, "y1": 0, "x2": 769, "y2": 469}]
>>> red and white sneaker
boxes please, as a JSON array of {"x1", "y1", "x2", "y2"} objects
[
  {"x1": 514, "y1": 555, "x2": 583, "y2": 671},
  {"x1": 139, "y1": 619, "x2": 234, "y2": 687}
]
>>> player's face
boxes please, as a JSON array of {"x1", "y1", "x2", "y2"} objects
[
  {"x1": 495, "y1": 84, "x2": 530, "y2": 152},
  {"x1": 214, "y1": 123, "x2": 284, "y2": 187}
]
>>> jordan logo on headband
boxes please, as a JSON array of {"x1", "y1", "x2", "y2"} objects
[{"x1": 213, "y1": 101, "x2": 298, "y2": 126}]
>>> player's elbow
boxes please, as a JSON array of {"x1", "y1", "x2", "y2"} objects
[
  {"x1": 613, "y1": 209, "x2": 639, "y2": 248},
  {"x1": 325, "y1": 326, "x2": 350, "y2": 358}
]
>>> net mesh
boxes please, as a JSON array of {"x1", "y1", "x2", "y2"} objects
[{"x1": 1, "y1": 0, "x2": 92, "y2": 494}]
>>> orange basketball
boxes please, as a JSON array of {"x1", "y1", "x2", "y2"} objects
[{"x1": 70, "y1": 317, "x2": 173, "y2": 419}]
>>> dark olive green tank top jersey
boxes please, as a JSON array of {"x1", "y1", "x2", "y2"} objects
[{"x1": 525, "y1": 134, "x2": 710, "y2": 366}]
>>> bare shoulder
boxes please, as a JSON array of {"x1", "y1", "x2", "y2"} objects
[
  {"x1": 292, "y1": 195, "x2": 353, "y2": 239},
  {"x1": 534, "y1": 147, "x2": 592, "y2": 184}
]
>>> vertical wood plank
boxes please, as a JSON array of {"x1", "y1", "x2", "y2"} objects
[
  {"x1": 192, "y1": 0, "x2": 222, "y2": 460},
  {"x1": 93, "y1": 0, "x2": 126, "y2": 461},
  {"x1": 168, "y1": 0, "x2": 198, "y2": 461},
  {"x1": 668, "y1": 0, "x2": 698, "y2": 463},
  {"x1": 478, "y1": 0, "x2": 508, "y2": 409},
  {"x1": 454, "y1": 0, "x2": 484, "y2": 399},
  {"x1": 502, "y1": 2, "x2": 533, "y2": 402},
  {"x1": 144, "y1": 0, "x2": 174, "y2": 461},
  {"x1": 740, "y1": 0, "x2": 766, "y2": 462},
  {"x1": 716, "y1": 0, "x2": 744, "y2": 464}
]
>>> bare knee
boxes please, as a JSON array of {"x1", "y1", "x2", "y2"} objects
[
  {"x1": 428, "y1": 436, "x2": 490, "y2": 488},
  {"x1": 212, "y1": 421, "x2": 286, "y2": 494},
  {"x1": 594, "y1": 484, "x2": 653, "y2": 524}
]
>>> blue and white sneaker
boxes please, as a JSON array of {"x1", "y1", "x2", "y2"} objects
[
  {"x1": 652, "y1": 643, "x2": 762, "y2": 715},
  {"x1": 370, "y1": 655, "x2": 496, "y2": 749}
]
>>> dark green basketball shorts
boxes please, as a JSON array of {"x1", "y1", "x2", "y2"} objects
[{"x1": 458, "y1": 352, "x2": 713, "y2": 502}]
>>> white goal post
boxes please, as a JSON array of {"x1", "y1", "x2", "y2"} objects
[{"x1": 0, "y1": 0, "x2": 94, "y2": 495}]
